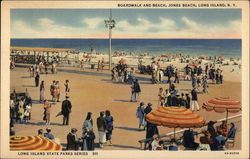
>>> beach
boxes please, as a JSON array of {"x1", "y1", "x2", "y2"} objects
[{"x1": 10, "y1": 61, "x2": 242, "y2": 150}]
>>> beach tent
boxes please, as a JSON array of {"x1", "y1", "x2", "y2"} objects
[
  {"x1": 202, "y1": 97, "x2": 241, "y2": 122},
  {"x1": 10, "y1": 135, "x2": 62, "y2": 151},
  {"x1": 145, "y1": 106, "x2": 205, "y2": 139}
]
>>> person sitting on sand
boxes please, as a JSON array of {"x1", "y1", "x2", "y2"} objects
[
  {"x1": 37, "y1": 129, "x2": 43, "y2": 137},
  {"x1": 44, "y1": 127, "x2": 55, "y2": 140}
]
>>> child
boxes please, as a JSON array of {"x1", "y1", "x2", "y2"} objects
[{"x1": 64, "y1": 80, "x2": 70, "y2": 95}]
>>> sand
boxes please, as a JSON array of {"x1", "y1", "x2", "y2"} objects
[{"x1": 10, "y1": 65, "x2": 241, "y2": 150}]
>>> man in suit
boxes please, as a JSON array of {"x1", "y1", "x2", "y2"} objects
[
  {"x1": 61, "y1": 96, "x2": 72, "y2": 125},
  {"x1": 66, "y1": 128, "x2": 79, "y2": 150}
]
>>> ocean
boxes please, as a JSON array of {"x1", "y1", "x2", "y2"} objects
[{"x1": 11, "y1": 39, "x2": 241, "y2": 58}]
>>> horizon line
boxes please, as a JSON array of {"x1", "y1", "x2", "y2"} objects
[{"x1": 11, "y1": 37, "x2": 242, "y2": 40}]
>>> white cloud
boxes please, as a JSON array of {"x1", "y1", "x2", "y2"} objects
[
  {"x1": 11, "y1": 20, "x2": 40, "y2": 38},
  {"x1": 181, "y1": 16, "x2": 200, "y2": 30},
  {"x1": 11, "y1": 18, "x2": 107, "y2": 38},
  {"x1": 116, "y1": 17, "x2": 176, "y2": 33},
  {"x1": 82, "y1": 17, "x2": 104, "y2": 29},
  {"x1": 228, "y1": 20, "x2": 241, "y2": 32},
  {"x1": 11, "y1": 16, "x2": 241, "y2": 39}
]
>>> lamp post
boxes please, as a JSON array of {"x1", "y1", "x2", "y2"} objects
[{"x1": 104, "y1": 9, "x2": 115, "y2": 70}]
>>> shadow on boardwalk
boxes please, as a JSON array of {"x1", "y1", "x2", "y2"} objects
[
  {"x1": 114, "y1": 126, "x2": 143, "y2": 132},
  {"x1": 110, "y1": 144, "x2": 140, "y2": 150},
  {"x1": 15, "y1": 122, "x2": 62, "y2": 126},
  {"x1": 113, "y1": 99, "x2": 132, "y2": 103}
]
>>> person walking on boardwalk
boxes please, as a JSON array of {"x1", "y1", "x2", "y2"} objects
[
  {"x1": 80, "y1": 59, "x2": 84, "y2": 70},
  {"x1": 81, "y1": 127, "x2": 96, "y2": 150},
  {"x1": 185, "y1": 93, "x2": 191, "y2": 109},
  {"x1": 191, "y1": 74, "x2": 197, "y2": 89},
  {"x1": 105, "y1": 110, "x2": 114, "y2": 145},
  {"x1": 35, "y1": 72, "x2": 40, "y2": 87},
  {"x1": 50, "y1": 80, "x2": 56, "y2": 102},
  {"x1": 174, "y1": 68, "x2": 179, "y2": 84},
  {"x1": 191, "y1": 88, "x2": 200, "y2": 111},
  {"x1": 54, "y1": 81, "x2": 60, "y2": 102},
  {"x1": 130, "y1": 79, "x2": 141, "y2": 102},
  {"x1": 61, "y1": 96, "x2": 72, "y2": 125},
  {"x1": 83, "y1": 112, "x2": 93, "y2": 131},
  {"x1": 64, "y1": 80, "x2": 70, "y2": 96},
  {"x1": 43, "y1": 100, "x2": 51, "y2": 125},
  {"x1": 97, "y1": 60, "x2": 101, "y2": 72},
  {"x1": 136, "y1": 102, "x2": 146, "y2": 130},
  {"x1": 40, "y1": 81, "x2": 45, "y2": 103},
  {"x1": 67, "y1": 128, "x2": 79, "y2": 150},
  {"x1": 28, "y1": 66, "x2": 34, "y2": 78},
  {"x1": 144, "y1": 103, "x2": 153, "y2": 115},
  {"x1": 96, "y1": 111, "x2": 107, "y2": 148},
  {"x1": 203, "y1": 75, "x2": 208, "y2": 93}
]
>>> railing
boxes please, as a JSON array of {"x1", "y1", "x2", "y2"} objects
[{"x1": 138, "y1": 114, "x2": 241, "y2": 150}]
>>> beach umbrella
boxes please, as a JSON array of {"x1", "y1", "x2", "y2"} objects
[
  {"x1": 145, "y1": 106, "x2": 206, "y2": 139},
  {"x1": 10, "y1": 135, "x2": 62, "y2": 151},
  {"x1": 202, "y1": 97, "x2": 241, "y2": 122},
  {"x1": 119, "y1": 59, "x2": 126, "y2": 63}
]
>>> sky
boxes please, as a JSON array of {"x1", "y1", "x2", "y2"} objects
[{"x1": 11, "y1": 9, "x2": 241, "y2": 39}]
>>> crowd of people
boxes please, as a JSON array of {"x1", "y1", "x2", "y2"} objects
[
  {"x1": 28, "y1": 61, "x2": 57, "y2": 78},
  {"x1": 138, "y1": 120, "x2": 237, "y2": 151},
  {"x1": 111, "y1": 63, "x2": 134, "y2": 84},
  {"x1": 65, "y1": 110, "x2": 114, "y2": 151},
  {"x1": 9, "y1": 53, "x2": 240, "y2": 152},
  {"x1": 10, "y1": 91, "x2": 33, "y2": 124}
]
